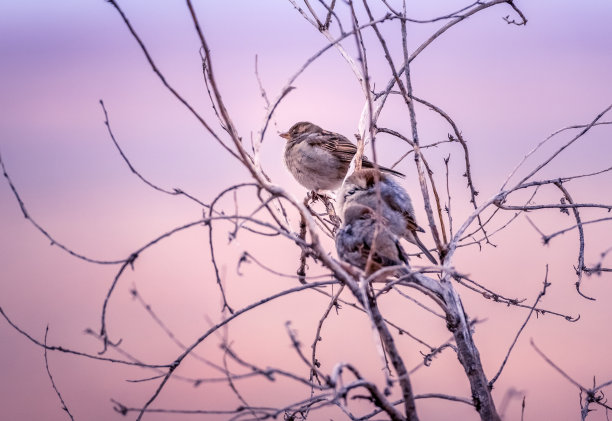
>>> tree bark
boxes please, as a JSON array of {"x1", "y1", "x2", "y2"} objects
[{"x1": 443, "y1": 282, "x2": 500, "y2": 421}]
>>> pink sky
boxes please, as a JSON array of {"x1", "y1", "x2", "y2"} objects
[{"x1": 1, "y1": 1, "x2": 611, "y2": 420}]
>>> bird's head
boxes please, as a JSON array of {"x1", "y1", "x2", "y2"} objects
[
  {"x1": 342, "y1": 204, "x2": 375, "y2": 224},
  {"x1": 338, "y1": 169, "x2": 386, "y2": 211},
  {"x1": 279, "y1": 121, "x2": 320, "y2": 142}
]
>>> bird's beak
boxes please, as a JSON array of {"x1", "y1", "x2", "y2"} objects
[{"x1": 279, "y1": 132, "x2": 290, "y2": 140}]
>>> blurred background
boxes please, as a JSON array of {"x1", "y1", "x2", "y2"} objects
[{"x1": 1, "y1": 1, "x2": 611, "y2": 420}]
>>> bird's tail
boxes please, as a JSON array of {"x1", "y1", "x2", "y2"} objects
[
  {"x1": 361, "y1": 160, "x2": 405, "y2": 178},
  {"x1": 379, "y1": 165, "x2": 405, "y2": 178},
  {"x1": 413, "y1": 235, "x2": 438, "y2": 265}
]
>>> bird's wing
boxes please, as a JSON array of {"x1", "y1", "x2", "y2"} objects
[
  {"x1": 381, "y1": 186, "x2": 425, "y2": 233},
  {"x1": 305, "y1": 130, "x2": 404, "y2": 177},
  {"x1": 401, "y1": 211, "x2": 425, "y2": 233},
  {"x1": 306, "y1": 131, "x2": 357, "y2": 164},
  {"x1": 412, "y1": 233, "x2": 438, "y2": 265},
  {"x1": 361, "y1": 157, "x2": 405, "y2": 178},
  {"x1": 395, "y1": 238, "x2": 410, "y2": 265}
]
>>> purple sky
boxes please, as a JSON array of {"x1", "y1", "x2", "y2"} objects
[{"x1": 1, "y1": 1, "x2": 611, "y2": 420}]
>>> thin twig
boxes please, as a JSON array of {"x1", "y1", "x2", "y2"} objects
[
  {"x1": 99, "y1": 100, "x2": 209, "y2": 208},
  {"x1": 132, "y1": 280, "x2": 337, "y2": 420},
  {"x1": 488, "y1": 266, "x2": 550, "y2": 388},
  {"x1": 44, "y1": 327, "x2": 75, "y2": 421},
  {"x1": 0, "y1": 307, "x2": 169, "y2": 368},
  {"x1": 553, "y1": 182, "x2": 592, "y2": 300},
  {"x1": 105, "y1": 0, "x2": 240, "y2": 160},
  {"x1": 0, "y1": 150, "x2": 126, "y2": 265},
  {"x1": 530, "y1": 339, "x2": 585, "y2": 390},
  {"x1": 513, "y1": 104, "x2": 612, "y2": 189},
  {"x1": 310, "y1": 284, "x2": 345, "y2": 384}
]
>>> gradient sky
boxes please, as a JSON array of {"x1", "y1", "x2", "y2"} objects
[{"x1": 1, "y1": 1, "x2": 611, "y2": 420}]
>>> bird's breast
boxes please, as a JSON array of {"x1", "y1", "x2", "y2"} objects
[{"x1": 284, "y1": 141, "x2": 349, "y2": 191}]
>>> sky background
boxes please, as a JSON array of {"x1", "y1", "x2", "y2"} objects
[{"x1": 1, "y1": 1, "x2": 611, "y2": 420}]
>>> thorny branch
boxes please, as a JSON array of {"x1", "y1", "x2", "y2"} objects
[
  {"x1": 1, "y1": 1, "x2": 611, "y2": 420},
  {"x1": 531, "y1": 340, "x2": 612, "y2": 419}
]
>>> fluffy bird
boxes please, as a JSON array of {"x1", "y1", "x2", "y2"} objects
[
  {"x1": 335, "y1": 204, "x2": 409, "y2": 275},
  {"x1": 280, "y1": 121, "x2": 404, "y2": 192},
  {"x1": 338, "y1": 169, "x2": 438, "y2": 265}
]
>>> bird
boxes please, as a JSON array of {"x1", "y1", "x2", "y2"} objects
[
  {"x1": 337, "y1": 168, "x2": 438, "y2": 265},
  {"x1": 279, "y1": 121, "x2": 404, "y2": 192},
  {"x1": 335, "y1": 204, "x2": 409, "y2": 275}
]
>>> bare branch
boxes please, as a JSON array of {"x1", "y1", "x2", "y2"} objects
[
  {"x1": 0, "y1": 150, "x2": 126, "y2": 265},
  {"x1": 512, "y1": 104, "x2": 612, "y2": 189},
  {"x1": 104, "y1": 0, "x2": 240, "y2": 160},
  {"x1": 0, "y1": 307, "x2": 169, "y2": 368},
  {"x1": 488, "y1": 266, "x2": 550, "y2": 388},
  {"x1": 133, "y1": 280, "x2": 337, "y2": 420},
  {"x1": 44, "y1": 327, "x2": 75, "y2": 421}
]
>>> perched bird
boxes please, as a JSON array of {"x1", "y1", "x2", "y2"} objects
[
  {"x1": 280, "y1": 121, "x2": 404, "y2": 192},
  {"x1": 335, "y1": 204, "x2": 409, "y2": 275},
  {"x1": 338, "y1": 169, "x2": 438, "y2": 265}
]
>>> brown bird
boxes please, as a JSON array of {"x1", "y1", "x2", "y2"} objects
[
  {"x1": 338, "y1": 169, "x2": 437, "y2": 265},
  {"x1": 280, "y1": 121, "x2": 404, "y2": 192},
  {"x1": 335, "y1": 204, "x2": 409, "y2": 275}
]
